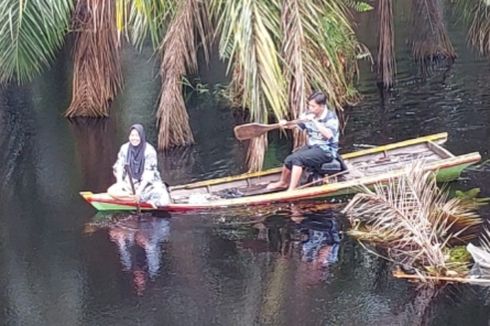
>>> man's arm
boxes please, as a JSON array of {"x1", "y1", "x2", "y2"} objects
[{"x1": 312, "y1": 119, "x2": 334, "y2": 139}]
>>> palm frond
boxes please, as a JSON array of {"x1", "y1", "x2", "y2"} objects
[
  {"x1": 343, "y1": 162, "x2": 480, "y2": 277},
  {"x1": 156, "y1": 0, "x2": 210, "y2": 149},
  {"x1": 479, "y1": 225, "x2": 490, "y2": 252},
  {"x1": 280, "y1": 0, "x2": 370, "y2": 147},
  {"x1": 246, "y1": 135, "x2": 268, "y2": 172},
  {"x1": 468, "y1": 1, "x2": 490, "y2": 56},
  {"x1": 451, "y1": 0, "x2": 478, "y2": 22},
  {"x1": 0, "y1": 0, "x2": 74, "y2": 84},
  {"x1": 212, "y1": 0, "x2": 286, "y2": 171},
  {"x1": 281, "y1": 0, "x2": 308, "y2": 148},
  {"x1": 65, "y1": 0, "x2": 123, "y2": 118},
  {"x1": 282, "y1": 0, "x2": 369, "y2": 111},
  {"x1": 213, "y1": 0, "x2": 286, "y2": 122},
  {"x1": 376, "y1": 0, "x2": 395, "y2": 88},
  {"x1": 115, "y1": 0, "x2": 174, "y2": 50},
  {"x1": 409, "y1": 0, "x2": 456, "y2": 64},
  {"x1": 344, "y1": 0, "x2": 374, "y2": 12}
]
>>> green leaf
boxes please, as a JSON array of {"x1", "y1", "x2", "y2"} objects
[
  {"x1": 344, "y1": 0, "x2": 374, "y2": 12},
  {"x1": 0, "y1": 0, "x2": 74, "y2": 84}
]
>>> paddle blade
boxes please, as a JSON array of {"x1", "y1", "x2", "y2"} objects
[{"x1": 233, "y1": 123, "x2": 278, "y2": 140}]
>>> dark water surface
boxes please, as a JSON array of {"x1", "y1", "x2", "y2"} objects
[{"x1": 2, "y1": 4, "x2": 490, "y2": 326}]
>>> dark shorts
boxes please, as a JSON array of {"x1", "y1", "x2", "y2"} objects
[{"x1": 284, "y1": 145, "x2": 334, "y2": 170}]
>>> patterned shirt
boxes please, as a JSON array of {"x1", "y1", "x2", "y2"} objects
[
  {"x1": 113, "y1": 142, "x2": 162, "y2": 185},
  {"x1": 298, "y1": 108, "x2": 339, "y2": 154}
]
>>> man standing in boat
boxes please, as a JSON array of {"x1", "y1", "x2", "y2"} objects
[{"x1": 267, "y1": 91, "x2": 340, "y2": 191}]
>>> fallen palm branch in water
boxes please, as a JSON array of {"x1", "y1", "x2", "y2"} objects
[{"x1": 342, "y1": 162, "x2": 490, "y2": 284}]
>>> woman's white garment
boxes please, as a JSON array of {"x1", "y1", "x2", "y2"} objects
[{"x1": 113, "y1": 142, "x2": 171, "y2": 206}]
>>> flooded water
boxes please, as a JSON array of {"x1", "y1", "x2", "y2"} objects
[{"x1": 1, "y1": 3, "x2": 490, "y2": 326}]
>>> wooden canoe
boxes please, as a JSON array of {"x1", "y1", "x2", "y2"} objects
[{"x1": 80, "y1": 133, "x2": 481, "y2": 212}]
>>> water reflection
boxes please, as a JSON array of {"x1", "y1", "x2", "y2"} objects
[
  {"x1": 228, "y1": 206, "x2": 343, "y2": 285},
  {"x1": 0, "y1": 86, "x2": 35, "y2": 192},
  {"x1": 68, "y1": 118, "x2": 118, "y2": 192},
  {"x1": 85, "y1": 213, "x2": 170, "y2": 296}
]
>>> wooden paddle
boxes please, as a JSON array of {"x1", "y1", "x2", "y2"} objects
[
  {"x1": 124, "y1": 164, "x2": 141, "y2": 214},
  {"x1": 233, "y1": 119, "x2": 302, "y2": 141}
]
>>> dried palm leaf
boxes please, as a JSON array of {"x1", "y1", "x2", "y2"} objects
[
  {"x1": 343, "y1": 162, "x2": 480, "y2": 277},
  {"x1": 376, "y1": 0, "x2": 395, "y2": 88},
  {"x1": 156, "y1": 0, "x2": 210, "y2": 150},
  {"x1": 65, "y1": 0, "x2": 123, "y2": 118},
  {"x1": 409, "y1": 0, "x2": 456, "y2": 65},
  {"x1": 281, "y1": 0, "x2": 309, "y2": 148},
  {"x1": 468, "y1": 1, "x2": 490, "y2": 56}
]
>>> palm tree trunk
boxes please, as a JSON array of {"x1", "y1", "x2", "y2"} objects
[{"x1": 65, "y1": 0, "x2": 122, "y2": 118}]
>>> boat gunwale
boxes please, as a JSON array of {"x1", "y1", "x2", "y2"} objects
[
  {"x1": 169, "y1": 132, "x2": 449, "y2": 191},
  {"x1": 81, "y1": 150, "x2": 481, "y2": 212},
  {"x1": 169, "y1": 151, "x2": 480, "y2": 208}
]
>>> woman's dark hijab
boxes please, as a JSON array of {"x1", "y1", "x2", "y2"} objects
[{"x1": 126, "y1": 124, "x2": 147, "y2": 181}]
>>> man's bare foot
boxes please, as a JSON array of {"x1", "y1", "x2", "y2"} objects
[{"x1": 266, "y1": 181, "x2": 288, "y2": 190}]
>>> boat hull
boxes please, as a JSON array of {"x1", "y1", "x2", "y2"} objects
[{"x1": 79, "y1": 133, "x2": 481, "y2": 212}]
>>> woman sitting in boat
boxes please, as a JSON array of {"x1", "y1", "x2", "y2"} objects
[
  {"x1": 107, "y1": 124, "x2": 171, "y2": 208},
  {"x1": 267, "y1": 91, "x2": 340, "y2": 191}
]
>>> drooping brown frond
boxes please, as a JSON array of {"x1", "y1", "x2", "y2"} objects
[
  {"x1": 376, "y1": 0, "x2": 395, "y2": 88},
  {"x1": 409, "y1": 0, "x2": 456, "y2": 65},
  {"x1": 65, "y1": 0, "x2": 122, "y2": 118},
  {"x1": 468, "y1": 1, "x2": 490, "y2": 56},
  {"x1": 156, "y1": 0, "x2": 210, "y2": 150}
]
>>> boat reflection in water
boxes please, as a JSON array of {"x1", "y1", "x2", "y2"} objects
[
  {"x1": 235, "y1": 204, "x2": 342, "y2": 284},
  {"x1": 85, "y1": 212, "x2": 170, "y2": 296}
]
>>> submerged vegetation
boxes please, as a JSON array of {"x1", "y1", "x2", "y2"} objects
[{"x1": 343, "y1": 163, "x2": 490, "y2": 284}]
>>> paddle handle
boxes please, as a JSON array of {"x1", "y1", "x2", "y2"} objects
[
  {"x1": 234, "y1": 119, "x2": 304, "y2": 141},
  {"x1": 284, "y1": 119, "x2": 303, "y2": 127},
  {"x1": 257, "y1": 119, "x2": 302, "y2": 130},
  {"x1": 266, "y1": 121, "x2": 295, "y2": 130}
]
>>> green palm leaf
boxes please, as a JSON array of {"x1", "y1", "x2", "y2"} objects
[
  {"x1": 0, "y1": 0, "x2": 74, "y2": 84},
  {"x1": 212, "y1": 0, "x2": 287, "y2": 123},
  {"x1": 115, "y1": 0, "x2": 174, "y2": 50},
  {"x1": 212, "y1": 0, "x2": 286, "y2": 170}
]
